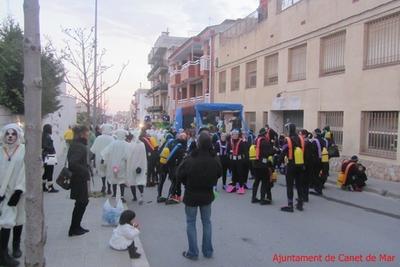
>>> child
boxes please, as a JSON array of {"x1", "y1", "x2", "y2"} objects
[{"x1": 109, "y1": 210, "x2": 141, "y2": 259}]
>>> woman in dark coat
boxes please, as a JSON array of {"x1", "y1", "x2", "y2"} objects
[
  {"x1": 67, "y1": 125, "x2": 90, "y2": 236},
  {"x1": 177, "y1": 132, "x2": 222, "y2": 260},
  {"x1": 42, "y1": 124, "x2": 58, "y2": 192}
]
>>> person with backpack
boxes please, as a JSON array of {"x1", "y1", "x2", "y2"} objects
[
  {"x1": 165, "y1": 133, "x2": 188, "y2": 205},
  {"x1": 251, "y1": 128, "x2": 274, "y2": 205},
  {"x1": 339, "y1": 156, "x2": 367, "y2": 191},
  {"x1": 157, "y1": 133, "x2": 175, "y2": 203},
  {"x1": 226, "y1": 129, "x2": 248, "y2": 194},
  {"x1": 139, "y1": 129, "x2": 158, "y2": 187},
  {"x1": 281, "y1": 123, "x2": 305, "y2": 212},
  {"x1": 214, "y1": 132, "x2": 230, "y2": 190},
  {"x1": 299, "y1": 130, "x2": 319, "y2": 202},
  {"x1": 311, "y1": 128, "x2": 329, "y2": 194}
]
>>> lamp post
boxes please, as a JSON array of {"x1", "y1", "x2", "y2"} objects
[{"x1": 93, "y1": 0, "x2": 98, "y2": 126}]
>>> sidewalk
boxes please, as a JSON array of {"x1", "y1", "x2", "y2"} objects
[
  {"x1": 326, "y1": 171, "x2": 400, "y2": 200},
  {"x1": 44, "y1": 177, "x2": 150, "y2": 267}
]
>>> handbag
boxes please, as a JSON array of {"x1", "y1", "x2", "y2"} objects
[
  {"x1": 328, "y1": 145, "x2": 340, "y2": 158},
  {"x1": 44, "y1": 154, "x2": 58, "y2": 165},
  {"x1": 56, "y1": 159, "x2": 72, "y2": 190},
  {"x1": 0, "y1": 204, "x2": 17, "y2": 228}
]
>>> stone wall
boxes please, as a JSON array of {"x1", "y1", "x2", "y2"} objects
[{"x1": 330, "y1": 157, "x2": 400, "y2": 182}]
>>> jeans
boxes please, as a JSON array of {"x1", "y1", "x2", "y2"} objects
[{"x1": 185, "y1": 204, "x2": 213, "y2": 258}]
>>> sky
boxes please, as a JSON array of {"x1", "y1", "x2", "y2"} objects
[{"x1": 0, "y1": 0, "x2": 258, "y2": 113}]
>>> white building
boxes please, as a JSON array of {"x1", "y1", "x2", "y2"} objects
[{"x1": 131, "y1": 88, "x2": 152, "y2": 127}]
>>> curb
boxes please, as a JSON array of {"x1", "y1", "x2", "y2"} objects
[{"x1": 325, "y1": 179, "x2": 400, "y2": 200}]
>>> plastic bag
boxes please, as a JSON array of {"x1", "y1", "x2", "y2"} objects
[
  {"x1": 102, "y1": 198, "x2": 124, "y2": 226},
  {"x1": 0, "y1": 204, "x2": 17, "y2": 228}
]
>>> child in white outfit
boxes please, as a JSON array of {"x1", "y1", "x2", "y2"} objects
[{"x1": 109, "y1": 210, "x2": 141, "y2": 259}]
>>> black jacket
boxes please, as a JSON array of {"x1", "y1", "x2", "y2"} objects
[
  {"x1": 177, "y1": 150, "x2": 222, "y2": 207},
  {"x1": 252, "y1": 135, "x2": 273, "y2": 169},
  {"x1": 42, "y1": 133, "x2": 55, "y2": 159},
  {"x1": 67, "y1": 138, "x2": 90, "y2": 201}
]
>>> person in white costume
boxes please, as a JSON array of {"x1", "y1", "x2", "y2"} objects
[
  {"x1": 101, "y1": 129, "x2": 129, "y2": 202},
  {"x1": 0, "y1": 124, "x2": 26, "y2": 266},
  {"x1": 90, "y1": 124, "x2": 114, "y2": 194},
  {"x1": 126, "y1": 130, "x2": 147, "y2": 204}
]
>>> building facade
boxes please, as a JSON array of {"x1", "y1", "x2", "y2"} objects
[
  {"x1": 214, "y1": 0, "x2": 400, "y2": 181},
  {"x1": 130, "y1": 88, "x2": 152, "y2": 128},
  {"x1": 147, "y1": 32, "x2": 187, "y2": 122},
  {"x1": 168, "y1": 20, "x2": 237, "y2": 128}
]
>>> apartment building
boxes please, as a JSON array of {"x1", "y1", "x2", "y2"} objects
[
  {"x1": 214, "y1": 0, "x2": 400, "y2": 181},
  {"x1": 130, "y1": 88, "x2": 151, "y2": 128},
  {"x1": 147, "y1": 32, "x2": 187, "y2": 122},
  {"x1": 168, "y1": 20, "x2": 236, "y2": 128}
]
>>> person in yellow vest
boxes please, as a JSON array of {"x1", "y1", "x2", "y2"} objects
[
  {"x1": 340, "y1": 156, "x2": 367, "y2": 191},
  {"x1": 64, "y1": 126, "x2": 74, "y2": 147},
  {"x1": 281, "y1": 123, "x2": 305, "y2": 212},
  {"x1": 311, "y1": 128, "x2": 329, "y2": 196}
]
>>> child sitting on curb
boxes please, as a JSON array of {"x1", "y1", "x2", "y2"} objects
[{"x1": 109, "y1": 210, "x2": 141, "y2": 259}]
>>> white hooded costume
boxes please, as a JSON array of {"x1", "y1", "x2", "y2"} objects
[
  {"x1": 126, "y1": 131, "x2": 147, "y2": 186},
  {"x1": 90, "y1": 124, "x2": 114, "y2": 177},
  {"x1": 0, "y1": 124, "x2": 26, "y2": 228},
  {"x1": 101, "y1": 129, "x2": 129, "y2": 185}
]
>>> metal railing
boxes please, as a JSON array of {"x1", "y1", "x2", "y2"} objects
[
  {"x1": 220, "y1": 7, "x2": 267, "y2": 46},
  {"x1": 361, "y1": 111, "x2": 398, "y2": 159}
]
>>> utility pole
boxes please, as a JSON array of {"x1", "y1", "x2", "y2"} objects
[
  {"x1": 93, "y1": 0, "x2": 98, "y2": 126},
  {"x1": 23, "y1": 0, "x2": 45, "y2": 266}
]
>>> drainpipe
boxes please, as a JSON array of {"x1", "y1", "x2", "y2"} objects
[{"x1": 209, "y1": 37, "x2": 212, "y2": 103}]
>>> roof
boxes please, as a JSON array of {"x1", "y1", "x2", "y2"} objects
[{"x1": 153, "y1": 33, "x2": 188, "y2": 49}]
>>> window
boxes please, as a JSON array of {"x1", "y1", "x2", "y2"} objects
[
  {"x1": 365, "y1": 13, "x2": 400, "y2": 68},
  {"x1": 219, "y1": 71, "x2": 226, "y2": 93},
  {"x1": 320, "y1": 31, "x2": 346, "y2": 75},
  {"x1": 231, "y1": 66, "x2": 240, "y2": 91},
  {"x1": 361, "y1": 111, "x2": 398, "y2": 159},
  {"x1": 246, "y1": 60, "x2": 257, "y2": 88},
  {"x1": 264, "y1": 53, "x2": 278, "y2": 85},
  {"x1": 245, "y1": 112, "x2": 256, "y2": 132},
  {"x1": 263, "y1": 112, "x2": 269, "y2": 127},
  {"x1": 318, "y1": 111, "x2": 344, "y2": 149},
  {"x1": 278, "y1": 0, "x2": 303, "y2": 12},
  {"x1": 288, "y1": 44, "x2": 307, "y2": 81}
]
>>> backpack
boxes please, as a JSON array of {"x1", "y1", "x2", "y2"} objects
[
  {"x1": 159, "y1": 147, "x2": 170, "y2": 164},
  {"x1": 150, "y1": 136, "x2": 158, "y2": 148},
  {"x1": 166, "y1": 142, "x2": 182, "y2": 163},
  {"x1": 285, "y1": 137, "x2": 304, "y2": 165},
  {"x1": 321, "y1": 147, "x2": 329, "y2": 163},
  {"x1": 249, "y1": 145, "x2": 257, "y2": 161},
  {"x1": 337, "y1": 161, "x2": 356, "y2": 187}
]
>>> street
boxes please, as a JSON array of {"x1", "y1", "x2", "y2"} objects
[{"x1": 129, "y1": 176, "x2": 400, "y2": 267}]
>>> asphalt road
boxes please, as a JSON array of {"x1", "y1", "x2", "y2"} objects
[{"x1": 128, "y1": 176, "x2": 400, "y2": 267}]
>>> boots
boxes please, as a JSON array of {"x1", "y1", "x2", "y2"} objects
[
  {"x1": 296, "y1": 200, "x2": 304, "y2": 211},
  {"x1": 0, "y1": 250, "x2": 19, "y2": 266},
  {"x1": 12, "y1": 244, "x2": 22, "y2": 259},
  {"x1": 42, "y1": 182, "x2": 48, "y2": 192}
]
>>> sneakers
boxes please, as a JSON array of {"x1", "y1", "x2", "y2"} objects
[
  {"x1": 47, "y1": 186, "x2": 59, "y2": 193},
  {"x1": 165, "y1": 195, "x2": 180, "y2": 205},
  {"x1": 281, "y1": 205, "x2": 294, "y2": 212},
  {"x1": 226, "y1": 185, "x2": 236, "y2": 193},
  {"x1": 237, "y1": 186, "x2": 245, "y2": 194},
  {"x1": 68, "y1": 228, "x2": 87, "y2": 237},
  {"x1": 182, "y1": 251, "x2": 198, "y2": 261},
  {"x1": 296, "y1": 202, "x2": 304, "y2": 211}
]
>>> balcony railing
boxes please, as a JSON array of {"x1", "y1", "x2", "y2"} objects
[
  {"x1": 220, "y1": 7, "x2": 267, "y2": 46},
  {"x1": 148, "y1": 82, "x2": 168, "y2": 95},
  {"x1": 181, "y1": 60, "x2": 201, "y2": 81},
  {"x1": 200, "y1": 56, "x2": 210, "y2": 72},
  {"x1": 147, "y1": 105, "x2": 163, "y2": 113},
  {"x1": 147, "y1": 60, "x2": 168, "y2": 79}
]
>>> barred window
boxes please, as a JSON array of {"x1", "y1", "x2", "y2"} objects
[
  {"x1": 321, "y1": 31, "x2": 346, "y2": 75},
  {"x1": 278, "y1": 0, "x2": 303, "y2": 12},
  {"x1": 245, "y1": 112, "x2": 256, "y2": 132},
  {"x1": 288, "y1": 44, "x2": 307, "y2": 82},
  {"x1": 361, "y1": 111, "x2": 398, "y2": 159},
  {"x1": 219, "y1": 71, "x2": 226, "y2": 93},
  {"x1": 318, "y1": 111, "x2": 344, "y2": 148},
  {"x1": 231, "y1": 66, "x2": 240, "y2": 91},
  {"x1": 264, "y1": 53, "x2": 278, "y2": 86},
  {"x1": 365, "y1": 13, "x2": 400, "y2": 68},
  {"x1": 246, "y1": 60, "x2": 257, "y2": 88}
]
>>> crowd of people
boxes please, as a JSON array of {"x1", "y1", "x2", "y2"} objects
[{"x1": 0, "y1": 120, "x2": 369, "y2": 265}]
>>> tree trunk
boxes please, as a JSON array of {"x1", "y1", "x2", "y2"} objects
[{"x1": 23, "y1": 0, "x2": 45, "y2": 266}]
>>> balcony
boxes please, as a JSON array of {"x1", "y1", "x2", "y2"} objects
[
  {"x1": 148, "y1": 47, "x2": 167, "y2": 64},
  {"x1": 200, "y1": 56, "x2": 210, "y2": 76},
  {"x1": 147, "y1": 60, "x2": 168, "y2": 80},
  {"x1": 147, "y1": 105, "x2": 163, "y2": 113},
  {"x1": 181, "y1": 61, "x2": 201, "y2": 82},
  {"x1": 148, "y1": 82, "x2": 168, "y2": 95},
  {"x1": 170, "y1": 69, "x2": 181, "y2": 86},
  {"x1": 176, "y1": 93, "x2": 210, "y2": 108}
]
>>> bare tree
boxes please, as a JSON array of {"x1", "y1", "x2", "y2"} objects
[
  {"x1": 23, "y1": 0, "x2": 45, "y2": 266},
  {"x1": 61, "y1": 27, "x2": 128, "y2": 124}
]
